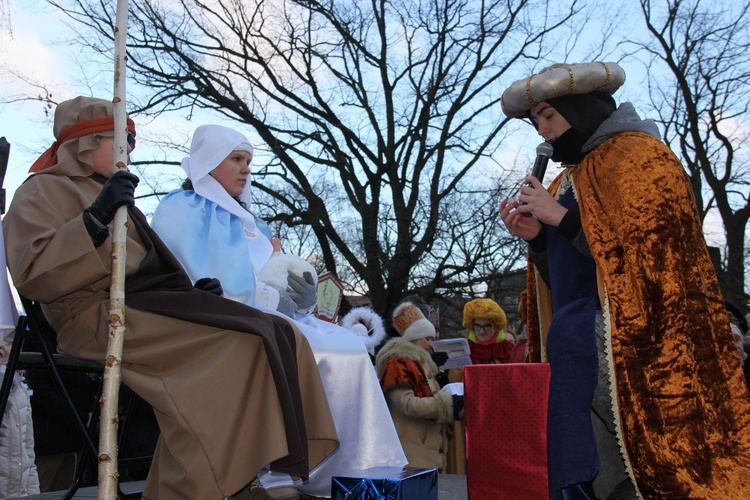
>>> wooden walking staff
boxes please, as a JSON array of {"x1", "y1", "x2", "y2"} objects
[{"x1": 98, "y1": 0, "x2": 131, "y2": 497}]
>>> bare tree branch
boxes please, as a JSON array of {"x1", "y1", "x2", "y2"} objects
[
  {"x1": 43, "y1": 0, "x2": 586, "y2": 313},
  {"x1": 629, "y1": 0, "x2": 750, "y2": 304}
]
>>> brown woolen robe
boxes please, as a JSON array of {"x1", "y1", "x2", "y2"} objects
[
  {"x1": 525, "y1": 131, "x2": 750, "y2": 498},
  {"x1": 4, "y1": 148, "x2": 338, "y2": 499}
]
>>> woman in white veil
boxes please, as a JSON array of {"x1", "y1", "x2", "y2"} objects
[{"x1": 152, "y1": 124, "x2": 407, "y2": 497}]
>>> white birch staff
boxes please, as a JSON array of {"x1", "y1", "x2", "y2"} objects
[{"x1": 98, "y1": 0, "x2": 130, "y2": 497}]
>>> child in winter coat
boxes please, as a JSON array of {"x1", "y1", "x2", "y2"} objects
[
  {"x1": 0, "y1": 336, "x2": 41, "y2": 497},
  {"x1": 376, "y1": 302, "x2": 463, "y2": 471}
]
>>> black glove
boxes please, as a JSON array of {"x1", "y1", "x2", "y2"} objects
[
  {"x1": 430, "y1": 350, "x2": 449, "y2": 367},
  {"x1": 194, "y1": 277, "x2": 223, "y2": 296},
  {"x1": 86, "y1": 170, "x2": 139, "y2": 226},
  {"x1": 83, "y1": 171, "x2": 139, "y2": 246},
  {"x1": 435, "y1": 370, "x2": 450, "y2": 388},
  {"x1": 286, "y1": 271, "x2": 317, "y2": 311},
  {"x1": 452, "y1": 394, "x2": 464, "y2": 421}
]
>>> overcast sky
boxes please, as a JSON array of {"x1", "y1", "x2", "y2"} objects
[{"x1": 1, "y1": 0, "x2": 72, "y2": 206}]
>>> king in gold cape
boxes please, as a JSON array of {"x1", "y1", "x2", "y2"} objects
[{"x1": 525, "y1": 130, "x2": 750, "y2": 498}]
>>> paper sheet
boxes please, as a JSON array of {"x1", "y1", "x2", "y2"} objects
[{"x1": 432, "y1": 338, "x2": 472, "y2": 370}]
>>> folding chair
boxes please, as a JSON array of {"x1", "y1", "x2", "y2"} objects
[{"x1": 0, "y1": 296, "x2": 153, "y2": 499}]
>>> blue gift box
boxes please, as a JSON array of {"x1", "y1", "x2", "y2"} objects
[{"x1": 331, "y1": 466, "x2": 438, "y2": 499}]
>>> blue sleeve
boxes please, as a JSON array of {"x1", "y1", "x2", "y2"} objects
[{"x1": 151, "y1": 191, "x2": 257, "y2": 307}]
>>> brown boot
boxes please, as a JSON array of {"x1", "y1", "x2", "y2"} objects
[{"x1": 229, "y1": 477, "x2": 274, "y2": 500}]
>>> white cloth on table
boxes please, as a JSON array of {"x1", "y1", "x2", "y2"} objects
[{"x1": 268, "y1": 311, "x2": 407, "y2": 496}]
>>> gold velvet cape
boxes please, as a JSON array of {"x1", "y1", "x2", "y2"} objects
[{"x1": 524, "y1": 132, "x2": 750, "y2": 498}]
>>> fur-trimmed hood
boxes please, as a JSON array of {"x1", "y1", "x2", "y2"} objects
[
  {"x1": 375, "y1": 337, "x2": 437, "y2": 378},
  {"x1": 340, "y1": 306, "x2": 387, "y2": 356}
]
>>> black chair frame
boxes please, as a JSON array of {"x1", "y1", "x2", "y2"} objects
[{"x1": 0, "y1": 296, "x2": 148, "y2": 499}]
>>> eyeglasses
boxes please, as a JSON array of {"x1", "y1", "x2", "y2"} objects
[
  {"x1": 95, "y1": 133, "x2": 136, "y2": 148},
  {"x1": 474, "y1": 323, "x2": 494, "y2": 331}
]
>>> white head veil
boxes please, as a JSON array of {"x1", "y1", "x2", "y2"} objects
[
  {"x1": 182, "y1": 124, "x2": 256, "y2": 220},
  {"x1": 182, "y1": 124, "x2": 272, "y2": 269}
]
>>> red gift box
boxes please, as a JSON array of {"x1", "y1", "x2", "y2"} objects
[{"x1": 464, "y1": 363, "x2": 550, "y2": 499}]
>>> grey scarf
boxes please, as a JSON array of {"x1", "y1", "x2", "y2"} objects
[{"x1": 583, "y1": 102, "x2": 661, "y2": 154}]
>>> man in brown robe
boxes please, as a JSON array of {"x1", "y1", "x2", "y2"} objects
[{"x1": 3, "y1": 96, "x2": 338, "y2": 499}]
